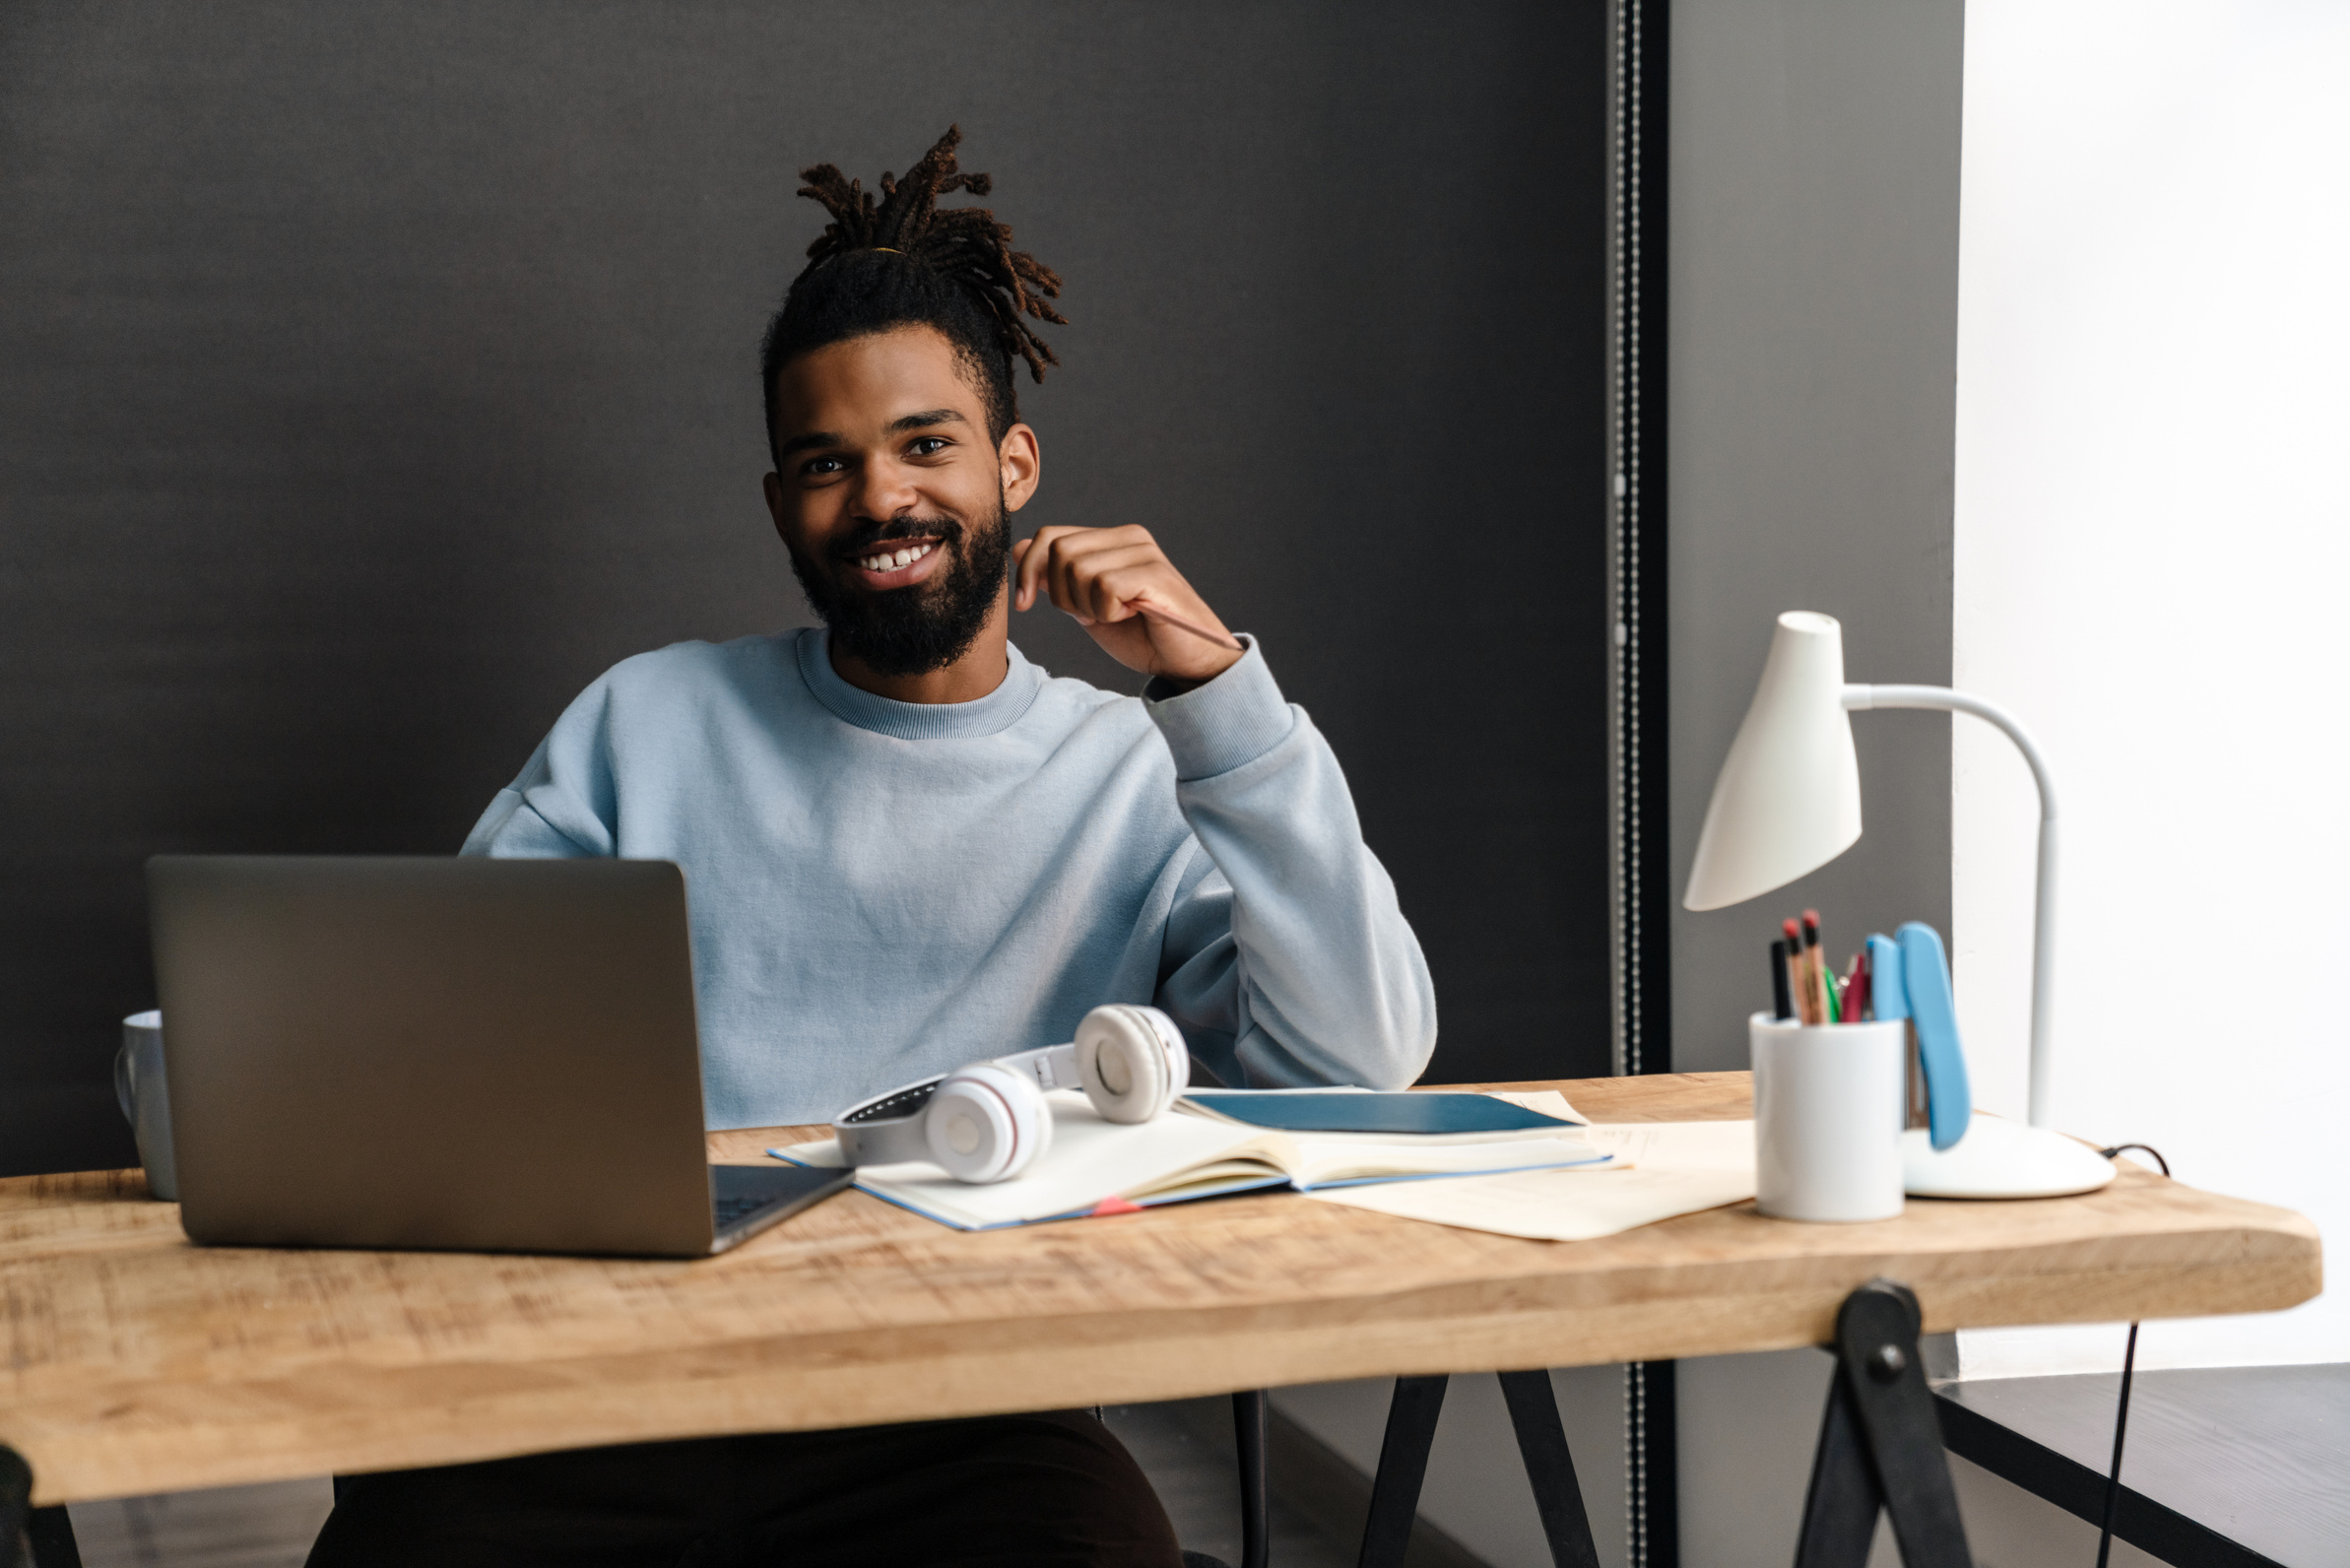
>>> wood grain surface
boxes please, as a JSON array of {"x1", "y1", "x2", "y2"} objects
[{"x1": 0, "y1": 1073, "x2": 2318, "y2": 1506}]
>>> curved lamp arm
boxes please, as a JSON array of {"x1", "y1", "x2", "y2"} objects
[{"x1": 1843, "y1": 684, "x2": 2057, "y2": 1128}]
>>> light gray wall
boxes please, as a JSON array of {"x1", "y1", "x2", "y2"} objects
[
  {"x1": 1666, "y1": 0, "x2": 1964, "y2": 1561},
  {"x1": 1667, "y1": 0, "x2": 1962, "y2": 1078}
]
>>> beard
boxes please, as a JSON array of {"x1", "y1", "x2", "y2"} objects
[{"x1": 785, "y1": 499, "x2": 1012, "y2": 680}]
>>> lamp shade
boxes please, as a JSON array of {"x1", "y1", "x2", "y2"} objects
[{"x1": 1682, "y1": 612, "x2": 1862, "y2": 911}]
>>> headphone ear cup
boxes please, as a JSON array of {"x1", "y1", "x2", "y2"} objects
[
  {"x1": 924, "y1": 1064, "x2": 1052, "y2": 1183},
  {"x1": 1076, "y1": 1005, "x2": 1190, "y2": 1123},
  {"x1": 1142, "y1": 1006, "x2": 1192, "y2": 1102}
]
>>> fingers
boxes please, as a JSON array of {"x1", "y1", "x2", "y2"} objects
[
  {"x1": 1014, "y1": 525, "x2": 1161, "y2": 620},
  {"x1": 1012, "y1": 527, "x2": 1078, "y2": 613},
  {"x1": 1011, "y1": 524, "x2": 1238, "y2": 681},
  {"x1": 1060, "y1": 543, "x2": 1166, "y2": 626}
]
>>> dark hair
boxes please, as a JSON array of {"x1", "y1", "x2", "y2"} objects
[{"x1": 760, "y1": 126, "x2": 1065, "y2": 464}]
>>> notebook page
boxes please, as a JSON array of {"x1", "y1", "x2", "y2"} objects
[
  {"x1": 1284, "y1": 1136, "x2": 1608, "y2": 1188},
  {"x1": 774, "y1": 1091, "x2": 1289, "y2": 1228}
]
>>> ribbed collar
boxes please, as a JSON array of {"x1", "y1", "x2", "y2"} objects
[{"x1": 794, "y1": 628, "x2": 1044, "y2": 740}]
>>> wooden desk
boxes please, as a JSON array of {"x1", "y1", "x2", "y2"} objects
[{"x1": 0, "y1": 1073, "x2": 2317, "y2": 1508}]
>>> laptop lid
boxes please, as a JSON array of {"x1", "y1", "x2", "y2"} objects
[{"x1": 149, "y1": 855, "x2": 719, "y2": 1258}]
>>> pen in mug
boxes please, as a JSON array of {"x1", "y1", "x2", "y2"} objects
[
  {"x1": 1781, "y1": 918, "x2": 1812, "y2": 1022},
  {"x1": 1801, "y1": 909, "x2": 1829, "y2": 1022},
  {"x1": 1844, "y1": 949, "x2": 1870, "y2": 1022},
  {"x1": 1770, "y1": 939, "x2": 1794, "y2": 1021}
]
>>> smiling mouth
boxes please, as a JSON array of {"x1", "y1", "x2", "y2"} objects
[{"x1": 851, "y1": 540, "x2": 939, "y2": 573}]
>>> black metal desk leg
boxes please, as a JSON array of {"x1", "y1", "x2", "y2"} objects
[
  {"x1": 3, "y1": 1445, "x2": 87, "y2": 1568},
  {"x1": 1496, "y1": 1371, "x2": 1600, "y2": 1568},
  {"x1": 1233, "y1": 1389, "x2": 1270, "y2": 1568},
  {"x1": 24, "y1": 1508, "x2": 79, "y2": 1568},
  {"x1": 0, "y1": 1446, "x2": 27, "y2": 1568},
  {"x1": 1356, "y1": 1375, "x2": 1448, "y2": 1568},
  {"x1": 1794, "y1": 1348, "x2": 1882, "y2": 1567},
  {"x1": 1, "y1": 1447, "x2": 80, "y2": 1568},
  {"x1": 1794, "y1": 1280, "x2": 1972, "y2": 1568}
]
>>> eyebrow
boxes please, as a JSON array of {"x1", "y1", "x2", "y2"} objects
[{"x1": 776, "y1": 408, "x2": 970, "y2": 461}]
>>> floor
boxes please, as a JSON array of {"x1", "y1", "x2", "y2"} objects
[
  {"x1": 67, "y1": 1479, "x2": 333, "y2": 1568},
  {"x1": 61, "y1": 1401, "x2": 1358, "y2": 1568}
]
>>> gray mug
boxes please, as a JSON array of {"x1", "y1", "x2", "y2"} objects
[{"x1": 114, "y1": 1010, "x2": 177, "y2": 1200}]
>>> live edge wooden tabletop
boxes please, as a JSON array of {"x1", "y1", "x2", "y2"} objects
[{"x1": 0, "y1": 1072, "x2": 2318, "y2": 1506}]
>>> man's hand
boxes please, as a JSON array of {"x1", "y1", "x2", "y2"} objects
[{"x1": 1012, "y1": 525, "x2": 1243, "y2": 688}]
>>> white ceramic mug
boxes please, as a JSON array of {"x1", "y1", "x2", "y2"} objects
[
  {"x1": 1750, "y1": 1013, "x2": 1906, "y2": 1222},
  {"x1": 114, "y1": 1010, "x2": 177, "y2": 1201}
]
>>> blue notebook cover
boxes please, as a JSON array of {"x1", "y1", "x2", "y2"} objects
[{"x1": 1179, "y1": 1090, "x2": 1581, "y2": 1136}]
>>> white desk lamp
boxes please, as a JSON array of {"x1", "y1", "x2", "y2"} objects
[{"x1": 1684, "y1": 611, "x2": 2113, "y2": 1199}]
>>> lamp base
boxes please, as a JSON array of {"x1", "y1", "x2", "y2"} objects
[{"x1": 1901, "y1": 1118, "x2": 2116, "y2": 1200}]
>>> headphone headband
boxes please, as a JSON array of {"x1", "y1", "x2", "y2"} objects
[
  {"x1": 834, "y1": 1076, "x2": 945, "y2": 1167},
  {"x1": 830, "y1": 1006, "x2": 1190, "y2": 1183}
]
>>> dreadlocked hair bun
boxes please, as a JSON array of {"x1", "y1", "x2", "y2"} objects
[{"x1": 760, "y1": 126, "x2": 1066, "y2": 459}]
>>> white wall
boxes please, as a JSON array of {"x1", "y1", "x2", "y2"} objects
[{"x1": 1951, "y1": 0, "x2": 2350, "y2": 1378}]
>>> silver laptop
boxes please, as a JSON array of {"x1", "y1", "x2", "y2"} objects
[{"x1": 146, "y1": 856, "x2": 849, "y2": 1258}]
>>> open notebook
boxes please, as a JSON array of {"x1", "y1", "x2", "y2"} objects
[{"x1": 772, "y1": 1090, "x2": 1610, "y2": 1231}]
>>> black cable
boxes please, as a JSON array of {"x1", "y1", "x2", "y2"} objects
[
  {"x1": 2089, "y1": 1143, "x2": 2170, "y2": 1567},
  {"x1": 2100, "y1": 1143, "x2": 2171, "y2": 1177},
  {"x1": 2095, "y1": 1321, "x2": 2140, "y2": 1568}
]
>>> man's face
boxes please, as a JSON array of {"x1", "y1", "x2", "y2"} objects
[{"x1": 763, "y1": 325, "x2": 1039, "y2": 679}]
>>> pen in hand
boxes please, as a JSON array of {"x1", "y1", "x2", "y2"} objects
[{"x1": 1126, "y1": 600, "x2": 1245, "y2": 654}]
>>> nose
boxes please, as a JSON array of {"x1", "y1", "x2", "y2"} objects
[{"x1": 848, "y1": 456, "x2": 923, "y2": 527}]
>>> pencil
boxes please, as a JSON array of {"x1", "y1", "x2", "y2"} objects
[{"x1": 1801, "y1": 910, "x2": 1828, "y2": 1023}]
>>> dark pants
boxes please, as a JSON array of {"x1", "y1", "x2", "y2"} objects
[{"x1": 305, "y1": 1411, "x2": 1185, "y2": 1568}]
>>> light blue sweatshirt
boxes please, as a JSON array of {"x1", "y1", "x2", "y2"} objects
[{"x1": 461, "y1": 628, "x2": 1435, "y2": 1129}]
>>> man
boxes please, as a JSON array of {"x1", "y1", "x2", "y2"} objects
[{"x1": 307, "y1": 127, "x2": 1433, "y2": 1568}]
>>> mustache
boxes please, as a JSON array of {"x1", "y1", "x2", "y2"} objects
[{"x1": 829, "y1": 514, "x2": 965, "y2": 559}]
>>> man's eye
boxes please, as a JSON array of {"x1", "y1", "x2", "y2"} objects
[
  {"x1": 801, "y1": 456, "x2": 845, "y2": 477},
  {"x1": 908, "y1": 437, "x2": 949, "y2": 457}
]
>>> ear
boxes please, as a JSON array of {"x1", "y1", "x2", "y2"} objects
[{"x1": 998, "y1": 424, "x2": 1041, "y2": 513}]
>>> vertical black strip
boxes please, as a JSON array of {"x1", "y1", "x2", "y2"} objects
[
  {"x1": 1613, "y1": 0, "x2": 1672, "y2": 1083},
  {"x1": 1630, "y1": 1359, "x2": 1680, "y2": 1568},
  {"x1": 1613, "y1": 0, "x2": 1675, "y2": 1564}
]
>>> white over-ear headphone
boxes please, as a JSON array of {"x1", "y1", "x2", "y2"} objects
[{"x1": 831, "y1": 1005, "x2": 1190, "y2": 1184}]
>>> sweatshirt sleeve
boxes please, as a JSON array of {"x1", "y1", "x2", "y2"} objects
[
  {"x1": 1144, "y1": 637, "x2": 1437, "y2": 1089},
  {"x1": 458, "y1": 690, "x2": 620, "y2": 859}
]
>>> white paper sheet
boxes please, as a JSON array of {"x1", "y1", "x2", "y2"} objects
[{"x1": 1305, "y1": 1120, "x2": 1756, "y2": 1241}]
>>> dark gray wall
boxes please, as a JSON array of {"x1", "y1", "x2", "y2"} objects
[{"x1": 0, "y1": 1, "x2": 1610, "y2": 1175}]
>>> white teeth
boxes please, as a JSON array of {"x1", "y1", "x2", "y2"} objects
[{"x1": 858, "y1": 542, "x2": 934, "y2": 572}]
